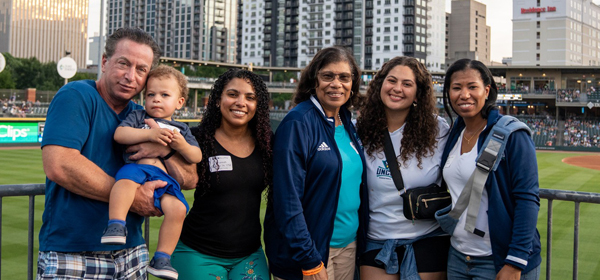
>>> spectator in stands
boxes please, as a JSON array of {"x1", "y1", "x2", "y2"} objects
[
  {"x1": 264, "y1": 46, "x2": 368, "y2": 280},
  {"x1": 439, "y1": 58, "x2": 541, "y2": 279},
  {"x1": 101, "y1": 65, "x2": 202, "y2": 280},
  {"x1": 10, "y1": 105, "x2": 25, "y2": 118},
  {"x1": 171, "y1": 69, "x2": 272, "y2": 280},
  {"x1": 355, "y1": 56, "x2": 450, "y2": 280},
  {"x1": 38, "y1": 27, "x2": 197, "y2": 279}
]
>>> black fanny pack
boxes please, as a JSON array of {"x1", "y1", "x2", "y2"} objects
[
  {"x1": 401, "y1": 183, "x2": 451, "y2": 220},
  {"x1": 383, "y1": 133, "x2": 451, "y2": 221}
]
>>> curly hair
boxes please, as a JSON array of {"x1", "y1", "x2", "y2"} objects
[
  {"x1": 147, "y1": 65, "x2": 189, "y2": 100},
  {"x1": 293, "y1": 46, "x2": 364, "y2": 109},
  {"x1": 356, "y1": 56, "x2": 440, "y2": 168},
  {"x1": 442, "y1": 58, "x2": 499, "y2": 126},
  {"x1": 191, "y1": 68, "x2": 273, "y2": 196}
]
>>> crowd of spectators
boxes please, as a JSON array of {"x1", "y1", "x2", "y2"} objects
[
  {"x1": 520, "y1": 115, "x2": 558, "y2": 147},
  {"x1": 562, "y1": 117, "x2": 600, "y2": 148},
  {"x1": 3, "y1": 96, "x2": 600, "y2": 149},
  {"x1": 556, "y1": 87, "x2": 600, "y2": 103},
  {"x1": 2, "y1": 97, "x2": 44, "y2": 117}
]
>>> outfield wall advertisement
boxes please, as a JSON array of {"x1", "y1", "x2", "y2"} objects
[{"x1": 0, "y1": 122, "x2": 43, "y2": 144}]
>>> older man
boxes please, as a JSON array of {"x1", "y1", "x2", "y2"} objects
[{"x1": 37, "y1": 27, "x2": 197, "y2": 279}]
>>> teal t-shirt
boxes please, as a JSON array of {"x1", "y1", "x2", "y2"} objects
[{"x1": 330, "y1": 124, "x2": 363, "y2": 248}]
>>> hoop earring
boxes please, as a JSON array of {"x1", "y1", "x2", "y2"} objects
[{"x1": 350, "y1": 91, "x2": 354, "y2": 97}]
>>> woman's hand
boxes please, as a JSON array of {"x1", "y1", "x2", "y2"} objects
[
  {"x1": 302, "y1": 262, "x2": 328, "y2": 280},
  {"x1": 302, "y1": 267, "x2": 328, "y2": 280},
  {"x1": 495, "y1": 264, "x2": 521, "y2": 280}
]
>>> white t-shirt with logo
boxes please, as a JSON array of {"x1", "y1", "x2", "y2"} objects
[{"x1": 365, "y1": 116, "x2": 449, "y2": 240}]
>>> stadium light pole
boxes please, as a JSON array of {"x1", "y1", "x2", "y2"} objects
[{"x1": 97, "y1": 0, "x2": 106, "y2": 80}]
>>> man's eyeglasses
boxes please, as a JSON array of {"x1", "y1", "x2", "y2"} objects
[{"x1": 317, "y1": 71, "x2": 353, "y2": 83}]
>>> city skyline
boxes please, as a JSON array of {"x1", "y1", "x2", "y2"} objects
[{"x1": 86, "y1": 0, "x2": 600, "y2": 64}]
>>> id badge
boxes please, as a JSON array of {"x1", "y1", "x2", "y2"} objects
[{"x1": 209, "y1": 156, "x2": 233, "y2": 172}]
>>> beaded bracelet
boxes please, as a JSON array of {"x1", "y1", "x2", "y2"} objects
[{"x1": 302, "y1": 262, "x2": 324, "y2": 276}]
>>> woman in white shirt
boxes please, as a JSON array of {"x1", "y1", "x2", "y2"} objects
[
  {"x1": 439, "y1": 59, "x2": 541, "y2": 280},
  {"x1": 356, "y1": 56, "x2": 450, "y2": 280}
]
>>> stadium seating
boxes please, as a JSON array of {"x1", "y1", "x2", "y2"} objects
[{"x1": 563, "y1": 118, "x2": 600, "y2": 148}]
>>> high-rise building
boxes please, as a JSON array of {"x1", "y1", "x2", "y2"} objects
[
  {"x1": 107, "y1": 0, "x2": 238, "y2": 63},
  {"x1": 512, "y1": 0, "x2": 600, "y2": 66},
  {"x1": 446, "y1": 0, "x2": 491, "y2": 66},
  {"x1": 365, "y1": 0, "x2": 427, "y2": 70},
  {"x1": 88, "y1": 33, "x2": 102, "y2": 66},
  {"x1": 239, "y1": 0, "x2": 444, "y2": 70},
  {"x1": 426, "y1": 0, "x2": 446, "y2": 72},
  {"x1": 237, "y1": 0, "x2": 266, "y2": 66},
  {"x1": 0, "y1": 0, "x2": 89, "y2": 68}
]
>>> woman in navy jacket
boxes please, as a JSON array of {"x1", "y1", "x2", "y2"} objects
[
  {"x1": 264, "y1": 46, "x2": 369, "y2": 280},
  {"x1": 440, "y1": 58, "x2": 541, "y2": 280}
]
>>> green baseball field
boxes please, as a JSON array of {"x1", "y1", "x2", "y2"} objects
[{"x1": 0, "y1": 148, "x2": 599, "y2": 279}]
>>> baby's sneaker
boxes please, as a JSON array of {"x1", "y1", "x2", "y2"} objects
[
  {"x1": 147, "y1": 257, "x2": 178, "y2": 280},
  {"x1": 100, "y1": 223, "x2": 127, "y2": 245}
]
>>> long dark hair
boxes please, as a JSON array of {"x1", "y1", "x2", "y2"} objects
[
  {"x1": 442, "y1": 58, "x2": 498, "y2": 126},
  {"x1": 357, "y1": 56, "x2": 439, "y2": 168},
  {"x1": 191, "y1": 68, "x2": 273, "y2": 196},
  {"x1": 293, "y1": 46, "x2": 364, "y2": 109}
]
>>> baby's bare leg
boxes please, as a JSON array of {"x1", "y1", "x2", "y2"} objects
[
  {"x1": 156, "y1": 194, "x2": 187, "y2": 255},
  {"x1": 109, "y1": 179, "x2": 140, "y2": 221}
]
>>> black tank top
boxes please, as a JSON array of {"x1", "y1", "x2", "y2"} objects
[{"x1": 180, "y1": 140, "x2": 265, "y2": 258}]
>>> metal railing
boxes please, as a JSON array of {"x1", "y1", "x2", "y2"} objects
[
  {"x1": 0, "y1": 183, "x2": 153, "y2": 280},
  {"x1": 538, "y1": 189, "x2": 600, "y2": 280},
  {"x1": 1, "y1": 184, "x2": 599, "y2": 280},
  {"x1": 0, "y1": 184, "x2": 43, "y2": 280}
]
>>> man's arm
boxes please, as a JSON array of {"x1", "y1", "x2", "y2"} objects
[
  {"x1": 43, "y1": 145, "x2": 165, "y2": 216},
  {"x1": 42, "y1": 145, "x2": 114, "y2": 201},
  {"x1": 127, "y1": 119, "x2": 199, "y2": 190},
  {"x1": 126, "y1": 141, "x2": 198, "y2": 190},
  {"x1": 164, "y1": 152, "x2": 199, "y2": 190}
]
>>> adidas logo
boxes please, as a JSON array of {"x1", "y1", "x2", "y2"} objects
[{"x1": 317, "y1": 142, "x2": 331, "y2": 151}]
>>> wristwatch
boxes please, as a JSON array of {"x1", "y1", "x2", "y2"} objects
[{"x1": 161, "y1": 148, "x2": 176, "y2": 160}]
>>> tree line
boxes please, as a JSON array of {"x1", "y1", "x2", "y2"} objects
[
  {"x1": 0, "y1": 52, "x2": 299, "y2": 92},
  {"x1": 0, "y1": 53, "x2": 96, "y2": 91}
]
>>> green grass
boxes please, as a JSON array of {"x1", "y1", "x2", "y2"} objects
[
  {"x1": 535, "y1": 152, "x2": 600, "y2": 280},
  {"x1": 1, "y1": 149, "x2": 599, "y2": 279}
]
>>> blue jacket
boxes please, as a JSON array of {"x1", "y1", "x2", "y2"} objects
[
  {"x1": 441, "y1": 109, "x2": 541, "y2": 273},
  {"x1": 264, "y1": 96, "x2": 370, "y2": 280}
]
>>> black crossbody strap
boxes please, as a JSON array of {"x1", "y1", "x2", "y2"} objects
[{"x1": 383, "y1": 132, "x2": 404, "y2": 193}]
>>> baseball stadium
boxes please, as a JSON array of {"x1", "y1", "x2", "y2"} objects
[{"x1": 1, "y1": 61, "x2": 599, "y2": 280}]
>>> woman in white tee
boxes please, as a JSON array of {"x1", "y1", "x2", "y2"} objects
[{"x1": 356, "y1": 56, "x2": 450, "y2": 280}]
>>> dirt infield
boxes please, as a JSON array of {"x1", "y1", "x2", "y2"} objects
[{"x1": 562, "y1": 155, "x2": 600, "y2": 171}]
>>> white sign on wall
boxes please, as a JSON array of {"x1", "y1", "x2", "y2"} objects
[
  {"x1": 57, "y1": 57, "x2": 77, "y2": 79},
  {"x1": 498, "y1": 94, "x2": 523, "y2": 100},
  {"x1": 0, "y1": 53, "x2": 5, "y2": 73}
]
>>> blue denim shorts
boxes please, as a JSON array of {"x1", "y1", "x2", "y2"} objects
[{"x1": 447, "y1": 246, "x2": 540, "y2": 280}]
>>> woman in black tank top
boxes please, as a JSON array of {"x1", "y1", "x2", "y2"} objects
[{"x1": 171, "y1": 69, "x2": 273, "y2": 280}]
